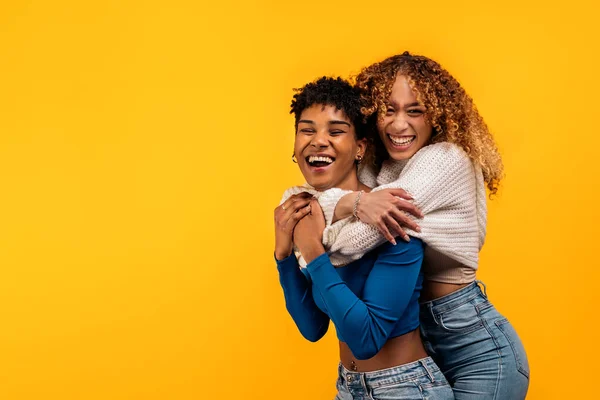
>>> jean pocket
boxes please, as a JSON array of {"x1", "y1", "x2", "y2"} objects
[
  {"x1": 370, "y1": 381, "x2": 423, "y2": 400},
  {"x1": 438, "y1": 300, "x2": 484, "y2": 333},
  {"x1": 495, "y1": 318, "x2": 530, "y2": 379}
]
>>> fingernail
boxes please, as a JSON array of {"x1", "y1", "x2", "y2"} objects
[
  {"x1": 404, "y1": 235, "x2": 410, "y2": 242},
  {"x1": 391, "y1": 239, "x2": 397, "y2": 245},
  {"x1": 416, "y1": 226, "x2": 422, "y2": 233}
]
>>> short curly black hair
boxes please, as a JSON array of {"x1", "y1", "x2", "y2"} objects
[{"x1": 290, "y1": 76, "x2": 366, "y2": 139}]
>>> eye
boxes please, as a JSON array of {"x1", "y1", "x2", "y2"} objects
[
  {"x1": 330, "y1": 130, "x2": 345, "y2": 135},
  {"x1": 385, "y1": 107, "x2": 395, "y2": 116},
  {"x1": 299, "y1": 128, "x2": 315, "y2": 134},
  {"x1": 407, "y1": 109, "x2": 425, "y2": 116}
]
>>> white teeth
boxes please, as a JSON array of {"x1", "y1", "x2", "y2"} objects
[
  {"x1": 308, "y1": 156, "x2": 333, "y2": 164},
  {"x1": 389, "y1": 136, "x2": 415, "y2": 146}
]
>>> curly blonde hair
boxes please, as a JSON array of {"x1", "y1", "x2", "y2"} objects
[{"x1": 354, "y1": 51, "x2": 504, "y2": 195}]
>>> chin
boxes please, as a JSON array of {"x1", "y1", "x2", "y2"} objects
[
  {"x1": 387, "y1": 147, "x2": 422, "y2": 161},
  {"x1": 387, "y1": 151, "x2": 413, "y2": 161},
  {"x1": 309, "y1": 182, "x2": 330, "y2": 191}
]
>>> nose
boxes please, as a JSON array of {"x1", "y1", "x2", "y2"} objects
[
  {"x1": 390, "y1": 113, "x2": 409, "y2": 134},
  {"x1": 310, "y1": 129, "x2": 330, "y2": 148}
]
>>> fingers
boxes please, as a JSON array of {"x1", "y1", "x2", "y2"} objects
[
  {"x1": 389, "y1": 207, "x2": 421, "y2": 233},
  {"x1": 393, "y1": 197, "x2": 424, "y2": 218},
  {"x1": 286, "y1": 198, "x2": 311, "y2": 216},
  {"x1": 383, "y1": 188, "x2": 413, "y2": 200},
  {"x1": 384, "y1": 213, "x2": 412, "y2": 242},
  {"x1": 376, "y1": 207, "x2": 421, "y2": 244},
  {"x1": 283, "y1": 204, "x2": 312, "y2": 233},
  {"x1": 375, "y1": 217, "x2": 397, "y2": 245},
  {"x1": 290, "y1": 204, "x2": 311, "y2": 223},
  {"x1": 383, "y1": 213, "x2": 405, "y2": 243},
  {"x1": 280, "y1": 192, "x2": 313, "y2": 212},
  {"x1": 278, "y1": 194, "x2": 311, "y2": 217}
]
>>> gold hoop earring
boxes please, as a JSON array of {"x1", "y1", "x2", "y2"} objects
[{"x1": 292, "y1": 154, "x2": 298, "y2": 163}]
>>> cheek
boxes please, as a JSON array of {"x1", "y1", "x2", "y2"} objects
[
  {"x1": 417, "y1": 119, "x2": 433, "y2": 141},
  {"x1": 376, "y1": 119, "x2": 388, "y2": 139},
  {"x1": 293, "y1": 137, "x2": 305, "y2": 155}
]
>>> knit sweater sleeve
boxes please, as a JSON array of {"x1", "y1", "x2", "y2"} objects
[
  {"x1": 324, "y1": 142, "x2": 482, "y2": 268},
  {"x1": 279, "y1": 185, "x2": 353, "y2": 267},
  {"x1": 279, "y1": 185, "x2": 314, "y2": 205}
]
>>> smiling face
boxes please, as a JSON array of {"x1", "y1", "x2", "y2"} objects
[
  {"x1": 377, "y1": 74, "x2": 433, "y2": 161},
  {"x1": 294, "y1": 104, "x2": 366, "y2": 191}
]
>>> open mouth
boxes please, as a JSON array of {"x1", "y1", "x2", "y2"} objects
[
  {"x1": 306, "y1": 155, "x2": 335, "y2": 168},
  {"x1": 388, "y1": 135, "x2": 416, "y2": 148}
]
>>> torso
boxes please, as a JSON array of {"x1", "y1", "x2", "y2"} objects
[
  {"x1": 308, "y1": 243, "x2": 427, "y2": 373},
  {"x1": 339, "y1": 329, "x2": 427, "y2": 372},
  {"x1": 421, "y1": 281, "x2": 470, "y2": 302}
]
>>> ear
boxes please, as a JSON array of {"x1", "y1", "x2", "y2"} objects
[{"x1": 356, "y1": 138, "x2": 367, "y2": 159}]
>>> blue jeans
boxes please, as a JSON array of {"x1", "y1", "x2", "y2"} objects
[
  {"x1": 420, "y1": 281, "x2": 530, "y2": 400},
  {"x1": 335, "y1": 357, "x2": 454, "y2": 400}
]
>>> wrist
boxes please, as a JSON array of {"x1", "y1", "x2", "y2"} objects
[
  {"x1": 275, "y1": 246, "x2": 293, "y2": 261},
  {"x1": 299, "y1": 240, "x2": 325, "y2": 264},
  {"x1": 353, "y1": 190, "x2": 365, "y2": 220},
  {"x1": 333, "y1": 192, "x2": 359, "y2": 222}
]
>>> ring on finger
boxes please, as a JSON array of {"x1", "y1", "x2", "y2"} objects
[{"x1": 281, "y1": 203, "x2": 287, "y2": 211}]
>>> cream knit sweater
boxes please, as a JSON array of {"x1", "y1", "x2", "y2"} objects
[{"x1": 280, "y1": 142, "x2": 487, "y2": 283}]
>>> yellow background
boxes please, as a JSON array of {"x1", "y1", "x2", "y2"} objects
[{"x1": 1, "y1": 1, "x2": 598, "y2": 398}]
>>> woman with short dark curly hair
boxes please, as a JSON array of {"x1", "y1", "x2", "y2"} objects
[{"x1": 275, "y1": 76, "x2": 454, "y2": 399}]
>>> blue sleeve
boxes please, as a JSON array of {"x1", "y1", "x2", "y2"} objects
[
  {"x1": 276, "y1": 254, "x2": 330, "y2": 342},
  {"x1": 306, "y1": 239, "x2": 424, "y2": 360}
]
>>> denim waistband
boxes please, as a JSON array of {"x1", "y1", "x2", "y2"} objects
[
  {"x1": 338, "y1": 357, "x2": 441, "y2": 389},
  {"x1": 420, "y1": 280, "x2": 488, "y2": 315}
]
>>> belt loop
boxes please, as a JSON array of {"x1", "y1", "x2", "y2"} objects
[
  {"x1": 360, "y1": 373, "x2": 369, "y2": 393},
  {"x1": 476, "y1": 280, "x2": 488, "y2": 297},
  {"x1": 419, "y1": 359, "x2": 435, "y2": 383}
]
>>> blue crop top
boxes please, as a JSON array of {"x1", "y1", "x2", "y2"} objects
[{"x1": 276, "y1": 239, "x2": 424, "y2": 360}]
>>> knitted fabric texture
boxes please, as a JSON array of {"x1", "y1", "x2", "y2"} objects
[{"x1": 279, "y1": 142, "x2": 487, "y2": 279}]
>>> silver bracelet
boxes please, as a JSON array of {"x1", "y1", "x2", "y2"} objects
[{"x1": 353, "y1": 190, "x2": 364, "y2": 220}]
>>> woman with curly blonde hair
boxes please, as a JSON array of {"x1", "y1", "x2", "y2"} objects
[{"x1": 311, "y1": 52, "x2": 529, "y2": 399}]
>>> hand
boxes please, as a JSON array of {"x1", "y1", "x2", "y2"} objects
[
  {"x1": 274, "y1": 192, "x2": 313, "y2": 260},
  {"x1": 355, "y1": 189, "x2": 423, "y2": 244},
  {"x1": 293, "y1": 199, "x2": 326, "y2": 264}
]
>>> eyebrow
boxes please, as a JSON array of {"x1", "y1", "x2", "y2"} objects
[
  {"x1": 297, "y1": 119, "x2": 352, "y2": 127},
  {"x1": 389, "y1": 101, "x2": 423, "y2": 108},
  {"x1": 329, "y1": 120, "x2": 351, "y2": 127}
]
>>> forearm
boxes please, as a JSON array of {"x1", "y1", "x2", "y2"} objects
[
  {"x1": 306, "y1": 240, "x2": 424, "y2": 360},
  {"x1": 297, "y1": 240, "x2": 326, "y2": 264},
  {"x1": 275, "y1": 246, "x2": 293, "y2": 261},
  {"x1": 331, "y1": 192, "x2": 358, "y2": 223},
  {"x1": 276, "y1": 254, "x2": 329, "y2": 342},
  {"x1": 327, "y1": 143, "x2": 470, "y2": 261},
  {"x1": 327, "y1": 220, "x2": 387, "y2": 265}
]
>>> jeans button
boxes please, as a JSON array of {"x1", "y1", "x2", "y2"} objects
[{"x1": 347, "y1": 375, "x2": 353, "y2": 383}]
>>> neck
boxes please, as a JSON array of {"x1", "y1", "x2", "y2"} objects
[{"x1": 314, "y1": 173, "x2": 360, "y2": 192}]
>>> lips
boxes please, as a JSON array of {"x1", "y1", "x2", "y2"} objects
[
  {"x1": 387, "y1": 134, "x2": 416, "y2": 149},
  {"x1": 306, "y1": 154, "x2": 335, "y2": 169}
]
